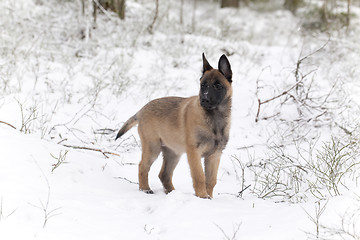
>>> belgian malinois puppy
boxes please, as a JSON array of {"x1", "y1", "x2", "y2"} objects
[{"x1": 115, "y1": 53, "x2": 232, "y2": 198}]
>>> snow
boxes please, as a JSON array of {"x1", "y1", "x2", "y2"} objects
[
  {"x1": 0, "y1": 126, "x2": 311, "y2": 240},
  {"x1": 1, "y1": 0, "x2": 360, "y2": 239}
]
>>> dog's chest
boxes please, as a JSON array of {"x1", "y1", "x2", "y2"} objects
[{"x1": 196, "y1": 117, "x2": 229, "y2": 157}]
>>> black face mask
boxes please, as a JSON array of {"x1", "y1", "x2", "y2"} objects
[{"x1": 200, "y1": 80, "x2": 226, "y2": 110}]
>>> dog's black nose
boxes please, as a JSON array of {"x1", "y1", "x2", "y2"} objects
[{"x1": 201, "y1": 99, "x2": 210, "y2": 104}]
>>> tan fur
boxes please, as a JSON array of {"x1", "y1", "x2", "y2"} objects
[{"x1": 116, "y1": 55, "x2": 232, "y2": 198}]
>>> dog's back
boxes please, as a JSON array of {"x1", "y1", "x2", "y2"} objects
[{"x1": 136, "y1": 96, "x2": 192, "y2": 154}]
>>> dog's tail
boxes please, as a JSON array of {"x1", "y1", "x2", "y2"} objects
[{"x1": 115, "y1": 114, "x2": 138, "y2": 140}]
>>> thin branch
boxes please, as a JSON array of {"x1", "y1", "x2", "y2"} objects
[
  {"x1": 62, "y1": 144, "x2": 120, "y2": 158},
  {"x1": 256, "y1": 77, "x2": 307, "y2": 122},
  {"x1": 94, "y1": 128, "x2": 116, "y2": 135},
  {"x1": 297, "y1": 38, "x2": 330, "y2": 64},
  {"x1": 0, "y1": 121, "x2": 16, "y2": 129},
  {"x1": 57, "y1": 138, "x2": 68, "y2": 144},
  {"x1": 49, "y1": 98, "x2": 97, "y2": 135},
  {"x1": 31, "y1": 158, "x2": 61, "y2": 228},
  {"x1": 114, "y1": 176, "x2": 138, "y2": 185},
  {"x1": 0, "y1": 197, "x2": 17, "y2": 221},
  {"x1": 214, "y1": 223, "x2": 242, "y2": 240},
  {"x1": 237, "y1": 184, "x2": 251, "y2": 198}
]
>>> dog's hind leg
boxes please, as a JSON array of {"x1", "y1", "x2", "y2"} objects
[
  {"x1": 159, "y1": 146, "x2": 181, "y2": 194},
  {"x1": 138, "y1": 136, "x2": 161, "y2": 194}
]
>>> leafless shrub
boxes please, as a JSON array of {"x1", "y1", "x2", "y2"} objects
[
  {"x1": 0, "y1": 197, "x2": 17, "y2": 222},
  {"x1": 230, "y1": 155, "x2": 251, "y2": 198},
  {"x1": 306, "y1": 137, "x2": 360, "y2": 199},
  {"x1": 245, "y1": 39, "x2": 358, "y2": 202},
  {"x1": 51, "y1": 150, "x2": 69, "y2": 173},
  {"x1": 247, "y1": 144, "x2": 308, "y2": 201},
  {"x1": 305, "y1": 200, "x2": 329, "y2": 239},
  {"x1": 255, "y1": 40, "x2": 333, "y2": 124},
  {"x1": 214, "y1": 223, "x2": 242, "y2": 240},
  {"x1": 15, "y1": 99, "x2": 39, "y2": 134},
  {"x1": 30, "y1": 159, "x2": 61, "y2": 228},
  {"x1": 305, "y1": 199, "x2": 360, "y2": 240},
  {"x1": 233, "y1": 129, "x2": 359, "y2": 202},
  {"x1": 319, "y1": 208, "x2": 360, "y2": 240}
]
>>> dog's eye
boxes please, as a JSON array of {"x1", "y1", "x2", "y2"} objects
[
  {"x1": 214, "y1": 83, "x2": 223, "y2": 90},
  {"x1": 201, "y1": 82, "x2": 207, "y2": 88}
]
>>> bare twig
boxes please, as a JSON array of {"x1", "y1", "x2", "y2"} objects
[
  {"x1": 62, "y1": 144, "x2": 120, "y2": 158},
  {"x1": 30, "y1": 159, "x2": 61, "y2": 228},
  {"x1": 335, "y1": 122, "x2": 353, "y2": 136},
  {"x1": 15, "y1": 98, "x2": 38, "y2": 134},
  {"x1": 48, "y1": 97, "x2": 98, "y2": 135},
  {"x1": 256, "y1": 77, "x2": 307, "y2": 122},
  {"x1": 0, "y1": 197, "x2": 17, "y2": 221},
  {"x1": 236, "y1": 143, "x2": 265, "y2": 150},
  {"x1": 57, "y1": 138, "x2": 68, "y2": 145},
  {"x1": 51, "y1": 150, "x2": 69, "y2": 172},
  {"x1": 214, "y1": 223, "x2": 242, "y2": 240},
  {"x1": 297, "y1": 38, "x2": 330, "y2": 67},
  {"x1": 304, "y1": 200, "x2": 329, "y2": 239},
  {"x1": 94, "y1": 128, "x2": 116, "y2": 135},
  {"x1": 237, "y1": 184, "x2": 251, "y2": 198},
  {"x1": 144, "y1": 224, "x2": 155, "y2": 234},
  {"x1": 114, "y1": 176, "x2": 138, "y2": 185},
  {"x1": 0, "y1": 121, "x2": 16, "y2": 129}
]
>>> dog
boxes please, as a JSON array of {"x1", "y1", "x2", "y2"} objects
[{"x1": 115, "y1": 53, "x2": 232, "y2": 198}]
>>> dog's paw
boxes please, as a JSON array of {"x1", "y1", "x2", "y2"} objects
[
  {"x1": 140, "y1": 189, "x2": 154, "y2": 194},
  {"x1": 195, "y1": 192, "x2": 211, "y2": 199}
]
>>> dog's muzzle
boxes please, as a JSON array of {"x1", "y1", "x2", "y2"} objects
[{"x1": 200, "y1": 98, "x2": 216, "y2": 110}]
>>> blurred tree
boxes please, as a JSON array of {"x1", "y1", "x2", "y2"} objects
[
  {"x1": 192, "y1": 0, "x2": 197, "y2": 32},
  {"x1": 346, "y1": 0, "x2": 351, "y2": 29},
  {"x1": 180, "y1": 0, "x2": 184, "y2": 24},
  {"x1": 284, "y1": 0, "x2": 303, "y2": 14},
  {"x1": 147, "y1": 0, "x2": 159, "y2": 34},
  {"x1": 221, "y1": 0, "x2": 239, "y2": 8},
  {"x1": 320, "y1": 0, "x2": 329, "y2": 28},
  {"x1": 97, "y1": 0, "x2": 125, "y2": 20}
]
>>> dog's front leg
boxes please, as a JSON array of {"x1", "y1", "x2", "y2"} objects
[
  {"x1": 186, "y1": 148, "x2": 209, "y2": 198},
  {"x1": 205, "y1": 152, "x2": 221, "y2": 198}
]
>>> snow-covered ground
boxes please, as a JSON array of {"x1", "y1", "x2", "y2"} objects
[{"x1": 1, "y1": 0, "x2": 360, "y2": 239}]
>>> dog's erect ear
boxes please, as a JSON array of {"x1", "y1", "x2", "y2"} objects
[
  {"x1": 202, "y1": 53, "x2": 213, "y2": 74},
  {"x1": 218, "y1": 54, "x2": 232, "y2": 82}
]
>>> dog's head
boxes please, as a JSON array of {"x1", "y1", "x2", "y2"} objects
[{"x1": 199, "y1": 53, "x2": 232, "y2": 111}]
